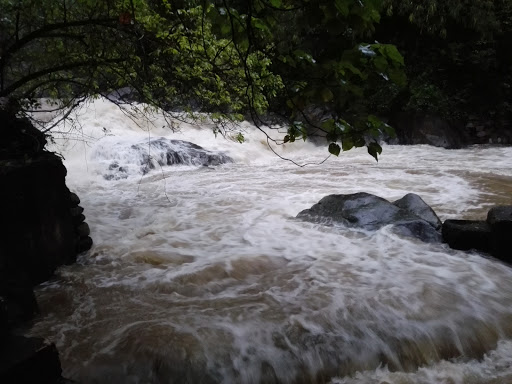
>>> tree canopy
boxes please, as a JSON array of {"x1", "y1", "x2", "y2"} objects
[
  {"x1": 0, "y1": 0, "x2": 410, "y2": 160},
  {"x1": 5, "y1": 0, "x2": 509, "y2": 159},
  {"x1": 376, "y1": 0, "x2": 512, "y2": 126}
]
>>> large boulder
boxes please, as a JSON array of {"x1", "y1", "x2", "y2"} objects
[
  {"x1": 441, "y1": 206, "x2": 512, "y2": 263},
  {"x1": 297, "y1": 192, "x2": 442, "y2": 243},
  {"x1": 0, "y1": 113, "x2": 79, "y2": 384},
  {"x1": 95, "y1": 138, "x2": 234, "y2": 180},
  {"x1": 391, "y1": 113, "x2": 466, "y2": 149},
  {"x1": 442, "y1": 220, "x2": 492, "y2": 252},
  {"x1": 393, "y1": 193, "x2": 443, "y2": 230},
  {"x1": 0, "y1": 297, "x2": 8, "y2": 342},
  {"x1": 0, "y1": 115, "x2": 92, "y2": 287},
  {"x1": 0, "y1": 110, "x2": 47, "y2": 160},
  {"x1": 0, "y1": 153, "x2": 77, "y2": 285},
  {"x1": 487, "y1": 206, "x2": 512, "y2": 262}
]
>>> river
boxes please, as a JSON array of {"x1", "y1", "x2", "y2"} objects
[{"x1": 29, "y1": 99, "x2": 512, "y2": 383}]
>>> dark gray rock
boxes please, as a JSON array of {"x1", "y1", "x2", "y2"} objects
[
  {"x1": 72, "y1": 213, "x2": 85, "y2": 226},
  {"x1": 0, "y1": 110, "x2": 47, "y2": 160},
  {"x1": 77, "y1": 236, "x2": 93, "y2": 254},
  {"x1": 0, "y1": 151, "x2": 78, "y2": 285},
  {"x1": 393, "y1": 193, "x2": 442, "y2": 230},
  {"x1": 392, "y1": 113, "x2": 466, "y2": 148},
  {"x1": 442, "y1": 220, "x2": 492, "y2": 252},
  {"x1": 69, "y1": 192, "x2": 80, "y2": 206},
  {"x1": 0, "y1": 297, "x2": 8, "y2": 342},
  {"x1": 69, "y1": 206, "x2": 84, "y2": 216},
  {"x1": 100, "y1": 138, "x2": 233, "y2": 179},
  {"x1": 297, "y1": 192, "x2": 442, "y2": 242},
  {"x1": 136, "y1": 139, "x2": 233, "y2": 172},
  {"x1": 487, "y1": 206, "x2": 512, "y2": 261},
  {"x1": 77, "y1": 222, "x2": 90, "y2": 237},
  {"x1": 0, "y1": 270, "x2": 39, "y2": 326},
  {"x1": 0, "y1": 336, "x2": 63, "y2": 384}
]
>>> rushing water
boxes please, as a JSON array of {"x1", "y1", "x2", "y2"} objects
[{"x1": 29, "y1": 99, "x2": 512, "y2": 383}]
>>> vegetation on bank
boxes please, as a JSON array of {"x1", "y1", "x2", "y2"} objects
[{"x1": 0, "y1": 0, "x2": 511, "y2": 159}]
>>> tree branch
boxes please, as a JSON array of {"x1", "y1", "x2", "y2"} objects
[
  {"x1": 0, "y1": 58, "x2": 126, "y2": 98},
  {"x1": 0, "y1": 18, "x2": 118, "y2": 74}
]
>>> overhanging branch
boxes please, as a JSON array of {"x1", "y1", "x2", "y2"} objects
[{"x1": 0, "y1": 58, "x2": 126, "y2": 98}]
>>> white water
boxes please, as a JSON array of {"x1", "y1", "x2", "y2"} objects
[{"x1": 29, "y1": 99, "x2": 512, "y2": 383}]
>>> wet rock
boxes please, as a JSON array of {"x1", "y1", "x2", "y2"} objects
[
  {"x1": 72, "y1": 213, "x2": 86, "y2": 226},
  {"x1": 0, "y1": 271, "x2": 39, "y2": 325},
  {"x1": 442, "y1": 206, "x2": 512, "y2": 263},
  {"x1": 0, "y1": 153, "x2": 76, "y2": 285},
  {"x1": 0, "y1": 336, "x2": 63, "y2": 384},
  {"x1": 69, "y1": 206, "x2": 84, "y2": 216},
  {"x1": 442, "y1": 220, "x2": 492, "y2": 252},
  {"x1": 487, "y1": 206, "x2": 512, "y2": 262},
  {"x1": 297, "y1": 192, "x2": 442, "y2": 242},
  {"x1": 69, "y1": 192, "x2": 80, "y2": 206},
  {"x1": 108, "y1": 162, "x2": 119, "y2": 170},
  {"x1": 77, "y1": 236, "x2": 93, "y2": 253},
  {"x1": 0, "y1": 114, "x2": 85, "y2": 383},
  {"x1": 138, "y1": 138, "x2": 233, "y2": 168},
  {"x1": 0, "y1": 297, "x2": 8, "y2": 342},
  {"x1": 391, "y1": 113, "x2": 466, "y2": 148},
  {"x1": 97, "y1": 138, "x2": 233, "y2": 179},
  {"x1": 77, "y1": 222, "x2": 90, "y2": 237},
  {"x1": 0, "y1": 110, "x2": 47, "y2": 160},
  {"x1": 393, "y1": 193, "x2": 442, "y2": 230}
]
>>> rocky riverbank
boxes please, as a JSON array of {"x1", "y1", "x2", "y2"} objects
[
  {"x1": 0, "y1": 111, "x2": 91, "y2": 382},
  {"x1": 298, "y1": 192, "x2": 512, "y2": 263}
]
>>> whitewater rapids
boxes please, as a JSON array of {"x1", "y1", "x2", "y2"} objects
[{"x1": 29, "y1": 99, "x2": 512, "y2": 384}]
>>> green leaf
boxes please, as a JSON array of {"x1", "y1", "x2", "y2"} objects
[
  {"x1": 383, "y1": 124, "x2": 396, "y2": 138},
  {"x1": 382, "y1": 44, "x2": 405, "y2": 66},
  {"x1": 373, "y1": 56, "x2": 388, "y2": 72},
  {"x1": 367, "y1": 115, "x2": 381, "y2": 128},
  {"x1": 251, "y1": 17, "x2": 268, "y2": 32},
  {"x1": 235, "y1": 132, "x2": 245, "y2": 143},
  {"x1": 321, "y1": 88, "x2": 334, "y2": 102},
  {"x1": 335, "y1": 0, "x2": 349, "y2": 16},
  {"x1": 367, "y1": 142, "x2": 382, "y2": 161},
  {"x1": 321, "y1": 119, "x2": 335, "y2": 131},
  {"x1": 342, "y1": 138, "x2": 354, "y2": 151},
  {"x1": 387, "y1": 68, "x2": 407, "y2": 87},
  {"x1": 326, "y1": 132, "x2": 338, "y2": 142},
  {"x1": 221, "y1": 23, "x2": 231, "y2": 35},
  {"x1": 328, "y1": 143, "x2": 341, "y2": 156},
  {"x1": 341, "y1": 60, "x2": 364, "y2": 78}
]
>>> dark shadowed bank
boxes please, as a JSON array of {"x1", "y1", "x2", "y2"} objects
[{"x1": 0, "y1": 111, "x2": 91, "y2": 383}]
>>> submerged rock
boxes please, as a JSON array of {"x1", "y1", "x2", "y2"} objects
[
  {"x1": 297, "y1": 192, "x2": 442, "y2": 243},
  {"x1": 134, "y1": 138, "x2": 233, "y2": 174},
  {"x1": 97, "y1": 138, "x2": 233, "y2": 179}
]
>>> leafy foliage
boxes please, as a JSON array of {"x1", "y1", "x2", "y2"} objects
[
  {"x1": 375, "y1": 0, "x2": 512, "y2": 125},
  {"x1": 210, "y1": 0, "x2": 405, "y2": 160},
  {"x1": 0, "y1": 0, "x2": 407, "y2": 160}
]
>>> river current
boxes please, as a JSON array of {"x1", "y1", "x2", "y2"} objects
[{"x1": 29, "y1": 99, "x2": 512, "y2": 383}]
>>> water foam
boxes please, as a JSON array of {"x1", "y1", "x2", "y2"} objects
[{"x1": 29, "y1": 98, "x2": 512, "y2": 383}]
